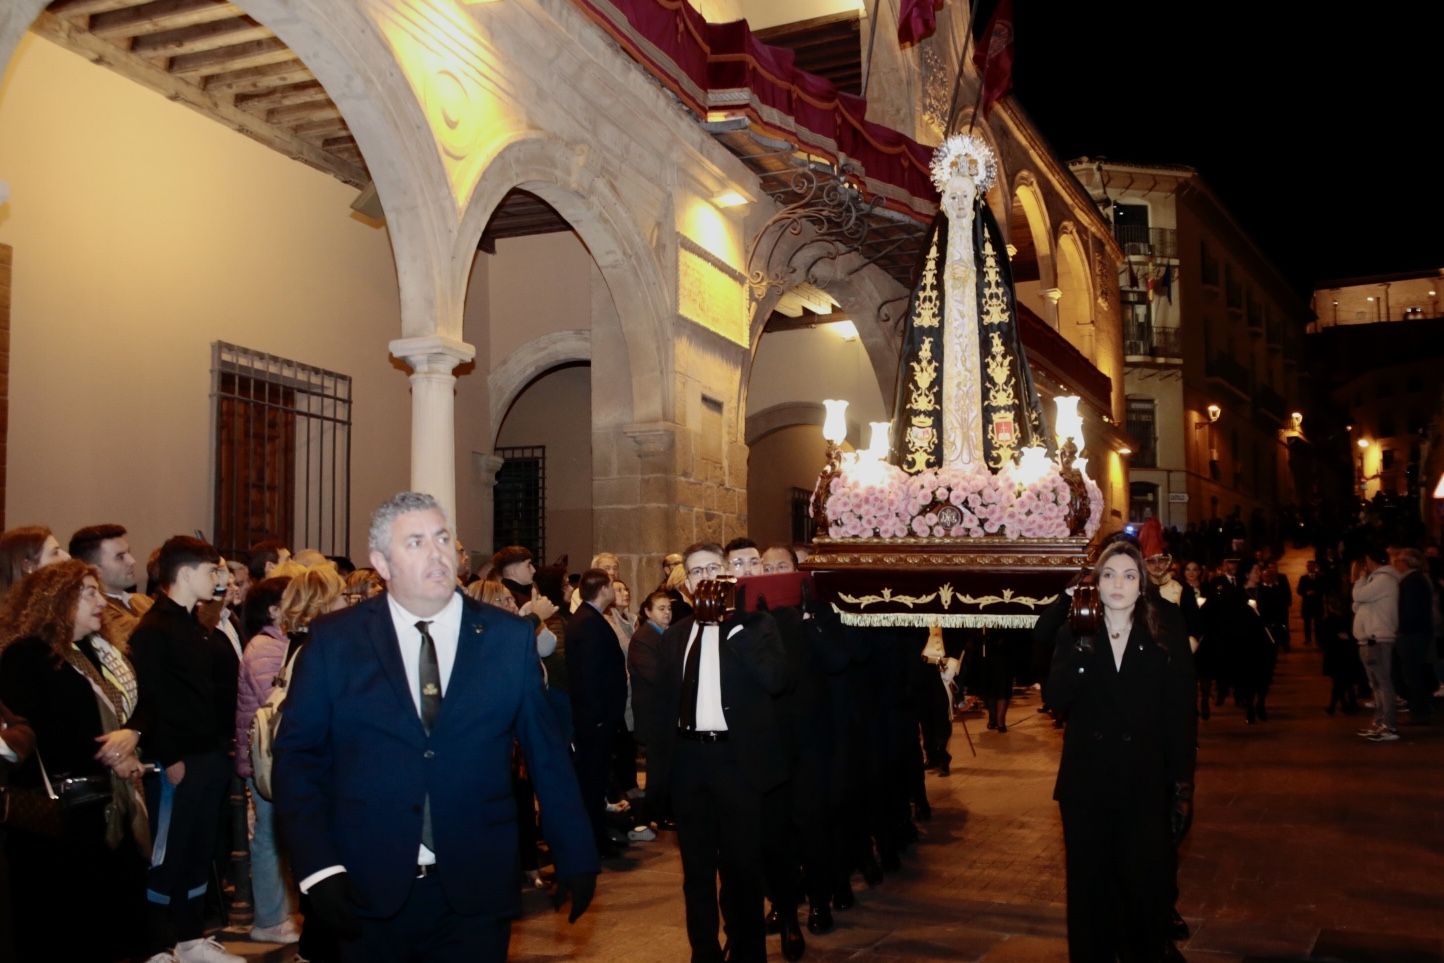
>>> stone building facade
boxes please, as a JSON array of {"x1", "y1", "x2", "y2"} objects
[{"x1": 0, "y1": 0, "x2": 1124, "y2": 587}]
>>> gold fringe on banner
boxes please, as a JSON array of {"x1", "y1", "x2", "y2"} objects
[{"x1": 834, "y1": 607, "x2": 1041, "y2": 629}]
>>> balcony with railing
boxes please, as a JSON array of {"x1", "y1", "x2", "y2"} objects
[
  {"x1": 1113, "y1": 224, "x2": 1178, "y2": 259},
  {"x1": 1123, "y1": 322, "x2": 1183, "y2": 362}
]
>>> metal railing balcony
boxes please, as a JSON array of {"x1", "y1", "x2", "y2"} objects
[
  {"x1": 1113, "y1": 224, "x2": 1178, "y2": 259},
  {"x1": 1123, "y1": 323, "x2": 1183, "y2": 360}
]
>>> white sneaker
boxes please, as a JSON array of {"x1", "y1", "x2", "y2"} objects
[
  {"x1": 175, "y1": 937, "x2": 245, "y2": 963},
  {"x1": 628, "y1": 825, "x2": 657, "y2": 841},
  {"x1": 1356, "y1": 724, "x2": 1384, "y2": 737},
  {"x1": 1367, "y1": 729, "x2": 1400, "y2": 742},
  {"x1": 1361, "y1": 699, "x2": 1376, "y2": 709},
  {"x1": 250, "y1": 919, "x2": 301, "y2": 944}
]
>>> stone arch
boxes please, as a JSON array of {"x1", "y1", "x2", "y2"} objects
[
  {"x1": 1055, "y1": 222, "x2": 1095, "y2": 360},
  {"x1": 1, "y1": 0, "x2": 456, "y2": 339},
  {"x1": 1011, "y1": 170, "x2": 1057, "y2": 291},
  {"x1": 489, "y1": 329, "x2": 592, "y2": 444},
  {"x1": 457, "y1": 133, "x2": 671, "y2": 428},
  {"x1": 745, "y1": 401, "x2": 862, "y2": 448}
]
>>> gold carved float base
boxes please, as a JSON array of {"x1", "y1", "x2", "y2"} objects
[{"x1": 802, "y1": 536, "x2": 1093, "y2": 628}]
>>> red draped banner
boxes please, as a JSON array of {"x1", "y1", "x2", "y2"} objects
[
  {"x1": 897, "y1": 0, "x2": 945, "y2": 47},
  {"x1": 569, "y1": 0, "x2": 939, "y2": 217}
]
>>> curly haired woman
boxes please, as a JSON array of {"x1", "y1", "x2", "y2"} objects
[{"x1": 0, "y1": 558, "x2": 150, "y2": 960}]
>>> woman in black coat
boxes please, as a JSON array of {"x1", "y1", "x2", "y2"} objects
[
  {"x1": 0, "y1": 559, "x2": 151, "y2": 962},
  {"x1": 1042, "y1": 541, "x2": 1197, "y2": 962}
]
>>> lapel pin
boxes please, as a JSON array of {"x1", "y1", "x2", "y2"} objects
[{"x1": 472, "y1": 623, "x2": 484, "y2": 635}]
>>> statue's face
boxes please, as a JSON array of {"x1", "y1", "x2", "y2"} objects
[{"x1": 941, "y1": 173, "x2": 976, "y2": 218}]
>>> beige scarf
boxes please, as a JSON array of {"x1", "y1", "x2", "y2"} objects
[{"x1": 62, "y1": 637, "x2": 151, "y2": 856}]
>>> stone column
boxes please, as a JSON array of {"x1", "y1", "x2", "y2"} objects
[
  {"x1": 390, "y1": 334, "x2": 476, "y2": 524},
  {"x1": 471, "y1": 451, "x2": 506, "y2": 557}
]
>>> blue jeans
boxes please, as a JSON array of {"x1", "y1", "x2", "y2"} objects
[{"x1": 248, "y1": 776, "x2": 295, "y2": 928}]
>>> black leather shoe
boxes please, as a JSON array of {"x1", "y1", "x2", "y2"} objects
[
  {"x1": 833, "y1": 883, "x2": 855, "y2": 910},
  {"x1": 806, "y1": 905, "x2": 834, "y2": 934},
  {"x1": 937, "y1": 762, "x2": 951, "y2": 777},
  {"x1": 880, "y1": 847, "x2": 902, "y2": 873},
  {"x1": 860, "y1": 854, "x2": 883, "y2": 887},
  {"x1": 1168, "y1": 907, "x2": 1190, "y2": 941},
  {"x1": 780, "y1": 915, "x2": 806, "y2": 961},
  {"x1": 766, "y1": 905, "x2": 782, "y2": 934},
  {"x1": 915, "y1": 802, "x2": 932, "y2": 822}
]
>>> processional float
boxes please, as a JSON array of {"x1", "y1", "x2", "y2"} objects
[{"x1": 801, "y1": 134, "x2": 1103, "y2": 629}]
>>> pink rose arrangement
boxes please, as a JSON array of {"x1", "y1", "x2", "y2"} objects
[{"x1": 823, "y1": 458, "x2": 1102, "y2": 540}]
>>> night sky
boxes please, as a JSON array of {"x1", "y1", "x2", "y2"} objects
[{"x1": 1005, "y1": 3, "x2": 1444, "y2": 294}]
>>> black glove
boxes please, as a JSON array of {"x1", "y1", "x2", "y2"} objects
[
  {"x1": 1073, "y1": 634, "x2": 1095, "y2": 658},
  {"x1": 553, "y1": 872, "x2": 597, "y2": 923},
  {"x1": 1170, "y1": 781, "x2": 1194, "y2": 844},
  {"x1": 308, "y1": 871, "x2": 366, "y2": 939}
]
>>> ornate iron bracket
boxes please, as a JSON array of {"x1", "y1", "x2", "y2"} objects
[{"x1": 746, "y1": 161, "x2": 884, "y2": 298}]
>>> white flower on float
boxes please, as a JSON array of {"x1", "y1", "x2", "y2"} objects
[
  {"x1": 1053, "y1": 396, "x2": 1084, "y2": 450},
  {"x1": 1017, "y1": 445, "x2": 1050, "y2": 484},
  {"x1": 822, "y1": 399, "x2": 849, "y2": 444}
]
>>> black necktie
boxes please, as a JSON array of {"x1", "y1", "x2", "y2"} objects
[
  {"x1": 678, "y1": 628, "x2": 703, "y2": 731},
  {"x1": 416, "y1": 620, "x2": 441, "y2": 853},
  {"x1": 416, "y1": 620, "x2": 442, "y2": 732}
]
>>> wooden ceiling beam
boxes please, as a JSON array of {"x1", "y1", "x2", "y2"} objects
[
  {"x1": 89, "y1": 0, "x2": 241, "y2": 39},
  {"x1": 166, "y1": 36, "x2": 289, "y2": 76},
  {"x1": 201, "y1": 58, "x2": 310, "y2": 94},
  {"x1": 266, "y1": 99, "x2": 338, "y2": 125},
  {"x1": 47, "y1": 0, "x2": 133, "y2": 18},
  {"x1": 232, "y1": 80, "x2": 325, "y2": 112},
  {"x1": 30, "y1": 11, "x2": 365, "y2": 187},
  {"x1": 290, "y1": 115, "x2": 349, "y2": 138},
  {"x1": 131, "y1": 17, "x2": 270, "y2": 58}
]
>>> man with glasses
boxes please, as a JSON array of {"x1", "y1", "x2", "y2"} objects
[{"x1": 643, "y1": 542, "x2": 790, "y2": 963}]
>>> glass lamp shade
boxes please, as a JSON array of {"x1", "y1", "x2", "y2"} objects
[
  {"x1": 1054, "y1": 396, "x2": 1084, "y2": 450},
  {"x1": 1017, "y1": 445, "x2": 1050, "y2": 484},
  {"x1": 821, "y1": 399, "x2": 849, "y2": 444},
  {"x1": 866, "y1": 421, "x2": 891, "y2": 460}
]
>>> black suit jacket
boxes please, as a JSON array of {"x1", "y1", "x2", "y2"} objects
[
  {"x1": 627, "y1": 622, "x2": 664, "y2": 746},
  {"x1": 564, "y1": 603, "x2": 628, "y2": 733},
  {"x1": 1042, "y1": 598, "x2": 1196, "y2": 808},
  {"x1": 645, "y1": 612, "x2": 791, "y2": 811}
]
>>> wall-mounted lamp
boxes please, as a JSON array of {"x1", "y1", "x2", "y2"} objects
[
  {"x1": 1290, "y1": 411, "x2": 1304, "y2": 429},
  {"x1": 1356, "y1": 438, "x2": 1370, "y2": 450},
  {"x1": 1205, "y1": 404, "x2": 1221, "y2": 423},
  {"x1": 712, "y1": 190, "x2": 749, "y2": 209},
  {"x1": 829, "y1": 320, "x2": 859, "y2": 342},
  {"x1": 1118, "y1": 447, "x2": 1133, "y2": 456}
]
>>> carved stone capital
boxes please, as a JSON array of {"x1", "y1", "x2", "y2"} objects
[
  {"x1": 473, "y1": 451, "x2": 506, "y2": 487},
  {"x1": 624, "y1": 421, "x2": 681, "y2": 458},
  {"x1": 1042, "y1": 287, "x2": 1063, "y2": 305},
  {"x1": 390, "y1": 334, "x2": 476, "y2": 377}
]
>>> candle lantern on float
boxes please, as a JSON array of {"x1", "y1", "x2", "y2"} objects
[{"x1": 802, "y1": 134, "x2": 1102, "y2": 629}]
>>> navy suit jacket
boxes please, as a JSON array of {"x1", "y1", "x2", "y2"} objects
[
  {"x1": 273, "y1": 592, "x2": 597, "y2": 918},
  {"x1": 564, "y1": 603, "x2": 628, "y2": 732}
]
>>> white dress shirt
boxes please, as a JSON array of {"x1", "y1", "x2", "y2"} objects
[
  {"x1": 681, "y1": 622, "x2": 741, "y2": 732},
  {"x1": 299, "y1": 590, "x2": 464, "y2": 892},
  {"x1": 0, "y1": 734, "x2": 15, "y2": 763}
]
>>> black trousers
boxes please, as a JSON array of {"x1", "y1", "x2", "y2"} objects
[
  {"x1": 339, "y1": 874, "x2": 510, "y2": 963},
  {"x1": 672, "y1": 739, "x2": 766, "y2": 963},
  {"x1": 1060, "y1": 798, "x2": 1170, "y2": 962},
  {"x1": 145, "y1": 750, "x2": 231, "y2": 949},
  {"x1": 761, "y1": 779, "x2": 799, "y2": 914},
  {"x1": 573, "y1": 716, "x2": 620, "y2": 846},
  {"x1": 916, "y1": 660, "x2": 952, "y2": 769}
]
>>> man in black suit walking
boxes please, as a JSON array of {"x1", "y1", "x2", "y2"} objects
[
  {"x1": 644, "y1": 542, "x2": 790, "y2": 963},
  {"x1": 565, "y1": 568, "x2": 628, "y2": 857}
]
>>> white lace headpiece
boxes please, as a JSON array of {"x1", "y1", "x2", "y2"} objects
[{"x1": 930, "y1": 134, "x2": 997, "y2": 194}]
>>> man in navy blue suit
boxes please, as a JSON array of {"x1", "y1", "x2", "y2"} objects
[
  {"x1": 274, "y1": 491, "x2": 597, "y2": 962},
  {"x1": 565, "y1": 568, "x2": 628, "y2": 858}
]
